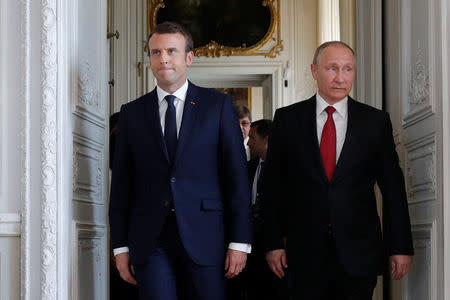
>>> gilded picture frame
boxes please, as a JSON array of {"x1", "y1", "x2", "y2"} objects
[{"x1": 147, "y1": 0, "x2": 283, "y2": 58}]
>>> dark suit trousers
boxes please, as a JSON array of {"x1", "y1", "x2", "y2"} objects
[
  {"x1": 226, "y1": 251, "x2": 291, "y2": 300},
  {"x1": 134, "y1": 212, "x2": 225, "y2": 300},
  {"x1": 291, "y1": 231, "x2": 377, "y2": 300}
]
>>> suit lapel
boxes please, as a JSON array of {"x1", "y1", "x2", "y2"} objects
[
  {"x1": 303, "y1": 97, "x2": 329, "y2": 183},
  {"x1": 332, "y1": 98, "x2": 358, "y2": 183},
  {"x1": 144, "y1": 88, "x2": 169, "y2": 163},
  {"x1": 173, "y1": 81, "x2": 199, "y2": 166}
]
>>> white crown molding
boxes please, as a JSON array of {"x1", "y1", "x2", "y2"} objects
[
  {"x1": 20, "y1": 0, "x2": 31, "y2": 299},
  {"x1": 40, "y1": 0, "x2": 58, "y2": 299}
]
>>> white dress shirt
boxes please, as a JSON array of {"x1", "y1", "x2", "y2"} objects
[
  {"x1": 252, "y1": 159, "x2": 264, "y2": 205},
  {"x1": 316, "y1": 92, "x2": 348, "y2": 163},
  {"x1": 244, "y1": 137, "x2": 250, "y2": 161},
  {"x1": 114, "y1": 80, "x2": 251, "y2": 256}
]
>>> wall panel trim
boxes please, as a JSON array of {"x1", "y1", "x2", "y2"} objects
[
  {"x1": 0, "y1": 213, "x2": 21, "y2": 236},
  {"x1": 40, "y1": 0, "x2": 58, "y2": 299}
]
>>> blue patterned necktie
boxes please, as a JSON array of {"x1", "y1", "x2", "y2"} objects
[{"x1": 164, "y1": 95, "x2": 177, "y2": 165}]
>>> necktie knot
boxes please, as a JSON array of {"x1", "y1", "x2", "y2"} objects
[
  {"x1": 165, "y1": 95, "x2": 176, "y2": 106},
  {"x1": 325, "y1": 106, "x2": 336, "y2": 115}
]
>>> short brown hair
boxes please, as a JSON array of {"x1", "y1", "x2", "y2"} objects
[
  {"x1": 235, "y1": 105, "x2": 252, "y2": 122},
  {"x1": 148, "y1": 21, "x2": 194, "y2": 53},
  {"x1": 312, "y1": 41, "x2": 355, "y2": 65}
]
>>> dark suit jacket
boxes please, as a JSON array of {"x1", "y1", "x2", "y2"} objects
[
  {"x1": 262, "y1": 96, "x2": 413, "y2": 278},
  {"x1": 109, "y1": 82, "x2": 253, "y2": 266},
  {"x1": 247, "y1": 158, "x2": 265, "y2": 253}
]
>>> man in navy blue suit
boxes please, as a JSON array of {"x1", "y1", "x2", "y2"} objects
[{"x1": 109, "y1": 22, "x2": 253, "y2": 300}]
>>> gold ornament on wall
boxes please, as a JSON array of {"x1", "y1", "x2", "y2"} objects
[{"x1": 147, "y1": 0, "x2": 283, "y2": 58}]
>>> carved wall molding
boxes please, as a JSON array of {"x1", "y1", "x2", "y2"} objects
[
  {"x1": 78, "y1": 60, "x2": 100, "y2": 110},
  {"x1": 72, "y1": 222, "x2": 106, "y2": 300},
  {"x1": 408, "y1": 45, "x2": 430, "y2": 109},
  {"x1": 73, "y1": 0, "x2": 105, "y2": 127},
  {"x1": 72, "y1": 134, "x2": 104, "y2": 204},
  {"x1": 404, "y1": 221, "x2": 435, "y2": 300},
  {"x1": 404, "y1": 133, "x2": 436, "y2": 204},
  {"x1": 40, "y1": 0, "x2": 58, "y2": 299},
  {"x1": 0, "y1": 213, "x2": 21, "y2": 236},
  {"x1": 20, "y1": 0, "x2": 31, "y2": 299},
  {"x1": 401, "y1": 1, "x2": 434, "y2": 128}
]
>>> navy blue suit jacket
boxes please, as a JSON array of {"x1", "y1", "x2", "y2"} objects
[{"x1": 109, "y1": 82, "x2": 253, "y2": 266}]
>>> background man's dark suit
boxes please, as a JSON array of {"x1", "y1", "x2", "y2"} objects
[
  {"x1": 263, "y1": 96, "x2": 414, "y2": 298},
  {"x1": 109, "y1": 82, "x2": 252, "y2": 295}
]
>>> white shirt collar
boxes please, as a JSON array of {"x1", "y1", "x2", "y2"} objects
[
  {"x1": 316, "y1": 92, "x2": 348, "y2": 119},
  {"x1": 157, "y1": 80, "x2": 189, "y2": 103}
]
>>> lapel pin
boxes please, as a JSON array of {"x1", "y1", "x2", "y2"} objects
[{"x1": 190, "y1": 101, "x2": 196, "y2": 105}]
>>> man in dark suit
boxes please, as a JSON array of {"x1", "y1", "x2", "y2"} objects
[
  {"x1": 262, "y1": 41, "x2": 414, "y2": 299},
  {"x1": 109, "y1": 22, "x2": 252, "y2": 300},
  {"x1": 247, "y1": 119, "x2": 290, "y2": 300}
]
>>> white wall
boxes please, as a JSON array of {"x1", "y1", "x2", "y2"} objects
[{"x1": 0, "y1": 1, "x2": 27, "y2": 299}]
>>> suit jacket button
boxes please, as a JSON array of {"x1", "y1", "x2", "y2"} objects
[{"x1": 171, "y1": 177, "x2": 176, "y2": 183}]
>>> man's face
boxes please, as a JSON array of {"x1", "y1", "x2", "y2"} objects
[
  {"x1": 148, "y1": 33, "x2": 194, "y2": 93},
  {"x1": 247, "y1": 126, "x2": 268, "y2": 159},
  {"x1": 311, "y1": 46, "x2": 355, "y2": 104},
  {"x1": 239, "y1": 117, "x2": 251, "y2": 140}
]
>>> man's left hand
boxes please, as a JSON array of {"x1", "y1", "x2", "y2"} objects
[
  {"x1": 224, "y1": 249, "x2": 247, "y2": 278},
  {"x1": 390, "y1": 255, "x2": 412, "y2": 280}
]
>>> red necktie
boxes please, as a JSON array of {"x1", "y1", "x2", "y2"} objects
[{"x1": 320, "y1": 106, "x2": 336, "y2": 181}]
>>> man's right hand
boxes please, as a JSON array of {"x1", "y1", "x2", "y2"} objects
[
  {"x1": 115, "y1": 252, "x2": 137, "y2": 285},
  {"x1": 266, "y1": 249, "x2": 288, "y2": 278}
]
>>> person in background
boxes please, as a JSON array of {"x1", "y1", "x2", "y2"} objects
[
  {"x1": 235, "y1": 105, "x2": 252, "y2": 161},
  {"x1": 247, "y1": 119, "x2": 290, "y2": 300},
  {"x1": 109, "y1": 112, "x2": 139, "y2": 300}
]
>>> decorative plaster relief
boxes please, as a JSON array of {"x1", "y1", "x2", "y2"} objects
[
  {"x1": 40, "y1": 0, "x2": 58, "y2": 299},
  {"x1": 404, "y1": 223, "x2": 433, "y2": 300},
  {"x1": 73, "y1": 135, "x2": 104, "y2": 204},
  {"x1": 77, "y1": 240, "x2": 102, "y2": 300},
  {"x1": 408, "y1": 46, "x2": 429, "y2": 110},
  {"x1": 77, "y1": 60, "x2": 99, "y2": 109},
  {"x1": 20, "y1": 0, "x2": 31, "y2": 297},
  {"x1": 393, "y1": 133, "x2": 406, "y2": 170},
  {"x1": 405, "y1": 134, "x2": 436, "y2": 204},
  {"x1": 73, "y1": 0, "x2": 105, "y2": 125},
  {"x1": 73, "y1": 222, "x2": 106, "y2": 300}
]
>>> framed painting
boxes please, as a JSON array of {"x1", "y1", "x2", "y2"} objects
[{"x1": 147, "y1": 0, "x2": 283, "y2": 57}]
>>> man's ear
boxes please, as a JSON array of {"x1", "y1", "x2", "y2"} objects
[
  {"x1": 185, "y1": 51, "x2": 194, "y2": 66},
  {"x1": 310, "y1": 63, "x2": 318, "y2": 80}
]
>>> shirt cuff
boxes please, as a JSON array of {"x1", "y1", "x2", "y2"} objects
[
  {"x1": 228, "y1": 242, "x2": 252, "y2": 254},
  {"x1": 113, "y1": 246, "x2": 129, "y2": 256}
]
